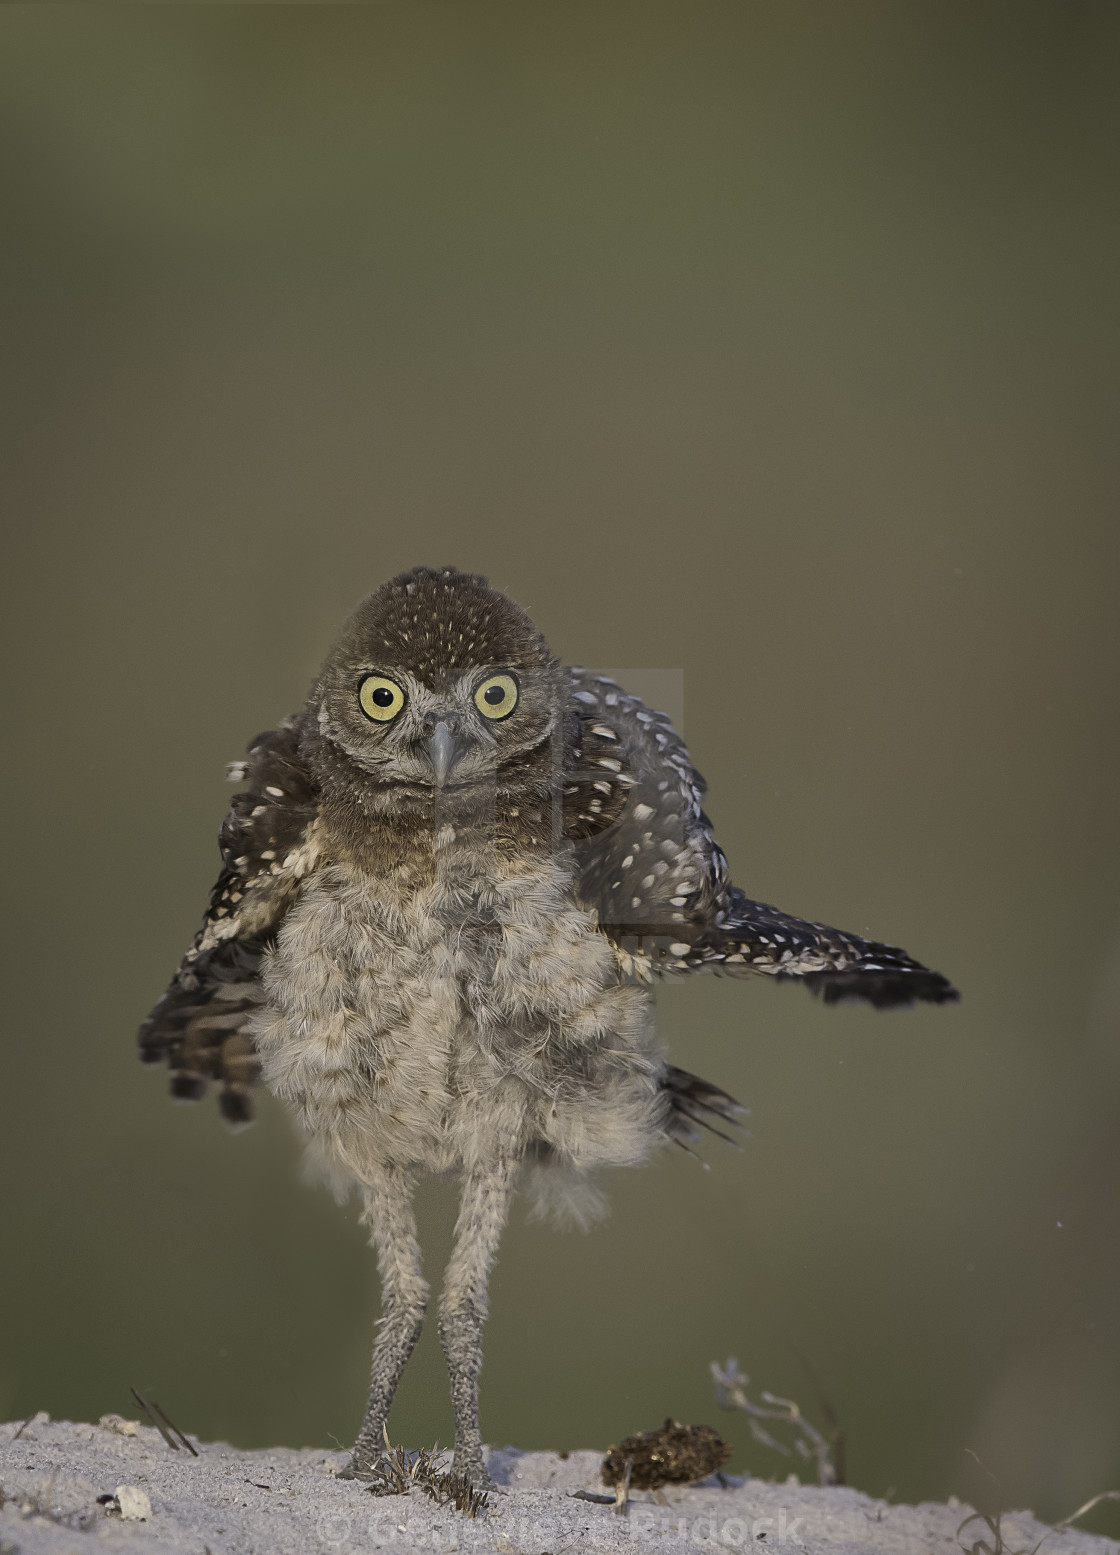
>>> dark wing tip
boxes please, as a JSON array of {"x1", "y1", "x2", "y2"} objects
[
  {"x1": 219, "y1": 1088, "x2": 255, "y2": 1129},
  {"x1": 138, "y1": 1037, "x2": 166, "y2": 1066},
  {"x1": 796, "y1": 965, "x2": 960, "y2": 1009},
  {"x1": 169, "y1": 1072, "x2": 207, "y2": 1102}
]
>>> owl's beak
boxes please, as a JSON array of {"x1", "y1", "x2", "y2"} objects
[{"x1": 428, "y1": 721, "x2": 459, "y2": 787}]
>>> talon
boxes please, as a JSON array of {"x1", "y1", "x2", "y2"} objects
[
  {"x1": 337, "y1": 1458, "x2": 377, "y2": 1482},
  {"x1": 452, "y1": 1456, "x2": 493, "y2": 1492}
]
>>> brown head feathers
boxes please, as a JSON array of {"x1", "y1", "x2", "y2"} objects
[{"x1": 328, "y1": 566, "x2": 554, "y2": 686}]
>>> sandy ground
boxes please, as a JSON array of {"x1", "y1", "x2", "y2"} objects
[{"x1": 2, "y1": 1415, "x2": 1117, "y2": 1555}]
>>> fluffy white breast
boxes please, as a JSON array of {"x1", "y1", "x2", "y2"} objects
[{"x1": 251, "y1": 841, "x2": 666, "y2": 1191}]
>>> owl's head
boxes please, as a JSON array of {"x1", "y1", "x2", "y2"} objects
[{"x1": 308, "y1": 566, "x2": 565, "y2": 800}]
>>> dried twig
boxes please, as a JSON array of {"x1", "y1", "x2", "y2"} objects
[
  {"x1": 712, "y1": 1358, "x2": 838, "y2": 1487},
  {"x1": 129, "y1": 1387, "x2": 199, "y2": 1457},
  {"x1": 790, "y1": 1345, "x2": 846, "y2": 1486}
]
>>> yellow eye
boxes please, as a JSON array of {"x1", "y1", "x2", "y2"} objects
[
  {"x1": 358, "y1": 675, "x2": 405, "y2": 723},
  {"x1": 474, "y1": 672, "x2": 519, "y2": 720}
]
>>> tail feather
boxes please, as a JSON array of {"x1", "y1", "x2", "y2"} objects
[{"x1": 661, "y1": 1065, "x2": 747, "y2": 1149}]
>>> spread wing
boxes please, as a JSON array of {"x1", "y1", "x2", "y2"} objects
[
  {"x1": 567, "y1": 671, "x2": 958, "y2": 1008},
  {"x1": 138, "y1": 718, "x2": 321, "y2": 1125}
]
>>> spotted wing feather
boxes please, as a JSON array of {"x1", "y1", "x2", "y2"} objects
[
  {"x1": 138, "y1": 718, "x2": 320, "y2": 1124},
  {"x1": 567, "y1": 670, "x2": 724, "y2": 935},
  {"x1": 569, "y1": 672, "x2": 958, "y2": 1007},
  {"x1": 560, "y1": 694, "x2": 635, "y2": 839}
]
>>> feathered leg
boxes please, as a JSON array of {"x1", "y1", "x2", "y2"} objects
[
  {"x1": 438, "y1": 1157, "x2": 516, "y2": 1487},
  {"x1": 340, "y1": 1167, "x2": 428, "y2": 1480}
]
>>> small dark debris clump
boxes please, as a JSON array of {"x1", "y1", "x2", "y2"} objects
[{"x1": 602, "y1": 1418, "x2": 732, "y2": 1491}]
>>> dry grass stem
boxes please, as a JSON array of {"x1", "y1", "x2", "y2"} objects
[
  {"x1": 1054, "y1": 1492, "x2": 1120, "y2": 1532},
  {"x1": 712, "y1": 1358, "x2": 839, "y2": 1486},
  {"x1": 362, "y1": 1428, "x2": 488, "y2": 1519},
  {"x1": 957, "y1": 1511, "x2": 1047, "y2": 1555}
]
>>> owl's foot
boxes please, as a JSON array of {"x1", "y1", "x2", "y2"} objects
[
  {"x1": 451, "y1": 1443, "x2": 492, "y2": 1491},
  {"x1": 336, "y1": 1455, "x2": 379, "y2": 1482},
  {"x1": 337, "y1": 1429, "x2": 387, "y2": 1481}
]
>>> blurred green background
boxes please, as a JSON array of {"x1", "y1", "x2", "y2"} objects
[{"x1": 2, "y1": 1, "x2": 1118, "y2": 1531}]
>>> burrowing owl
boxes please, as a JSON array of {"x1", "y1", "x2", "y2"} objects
[{"x1": 140, "y1": 565, "x2": 957, "y2": 1485}]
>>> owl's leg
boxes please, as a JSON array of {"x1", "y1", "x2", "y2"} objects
[
  {"x1": 339, "y1": 1167, "x2": 428, "y2": 1480},
  {"x1": 438, "y1": 1157, "x2": 516, "y2": 1488}
]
